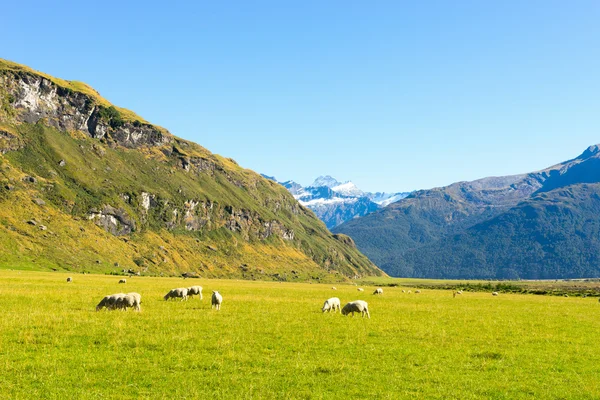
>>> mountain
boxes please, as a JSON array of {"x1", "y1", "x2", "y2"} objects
[
  {"x1": 0, "y1": 59, "x2": 383, "y2": 280},
  {"x1": 263, "y1": 175, "x2": 410, "y2": 229},
  {"x1": 334, "y1": 145, "x2": 600, "y2": 279}
]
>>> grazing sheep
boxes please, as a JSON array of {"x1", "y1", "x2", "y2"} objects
[
  {"x1": 453, "y1": 290, "x2": 463, "y2": 298},
  {"x1": 341, "y1": 300, "x2": 370, "y2": 318},
  {"x1": 96, "y1": 293, "x2": 126, "y2": 311},
  {"x1": 187, "y1": 286, "x2": 203, "y2": 300},
  {"x1": 322, "y1": 297, "x2": 341, "y2": 313},
  {"x1": 119, "y1": 279, "x2": 127, "y2": 284},
  {"x1": 164, "y1": 288, "x2": 189, "y2": 301},
  {"x1": 331, "y1": 287, "x2": 337, "y2": 290},
  {"x1": 66, "y1": 277, "x2": 72, "y2": 283},
  {"x1": 415, "y1": 290, "x2": 421, "y2": 294},
  {"x1": 373, "y1": 287, "x2": 383, "y2": 295},
  {"x1": 115, "y1": 292, "x2": 142, "y2": 311},
  {"x1": 211, "y1": 291, "x2": 223, "y2": 310},
  {"x1": 407, "y1": 290, "x2": 412, "y2": 294},
  {"x1": 492, "y1": 292, "x2": 499, "y2": 296},
  {"x1": 357, "y1": 288, "x2": 364, "y2": 292},
  {"x1": 402, "y1": 290, "x2": 406, "y2": 293}
]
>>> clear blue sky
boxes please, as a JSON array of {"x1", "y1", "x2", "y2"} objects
[{"x1": 3, "y1": 1, "x2": 599, "y2": 192}]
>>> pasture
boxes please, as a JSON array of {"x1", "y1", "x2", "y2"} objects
[{"x1": 1, "y1": 270, "x2": 600, "y2": 399}]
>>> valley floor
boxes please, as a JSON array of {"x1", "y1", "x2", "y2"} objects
[{"x1": 1, "y1": 270, "x2": 599, "y2": 399}]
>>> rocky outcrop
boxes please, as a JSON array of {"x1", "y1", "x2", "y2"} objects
[
  {"x1": 0, "y1": 70, "x2": 170, "y2": 148},
  {"x1": 0, "y1": 128, "x2": 23, "y2": 153},
  {"x1": 88, "y1": 205, "x2": 136, "y2": 236}
]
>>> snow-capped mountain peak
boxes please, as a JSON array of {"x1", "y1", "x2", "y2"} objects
[
  {"x1": 311, "y1": 175, "x2": 342, "y2": 188},
  {"x1": 331, "y1": 181, "x2": 365, "y2": 197},
  {"x1": 261, "y1": 173, "x2": 411, "y2": 229}
]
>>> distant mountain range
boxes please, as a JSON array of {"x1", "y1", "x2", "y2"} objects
[
  {"x1": 334, "y1": 145, "x2": 600, "y2": 280},
  {"x1": 261, "y1": 175, "x2": 410, "y2": 229}
]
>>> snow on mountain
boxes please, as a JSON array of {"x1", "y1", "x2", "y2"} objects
[
  {"x1": 331, "y1": 182, "x2": 365, "y2": 197},
  {"x1": 262, "y1": 174, "x2": 411, "y2": 229},
  {"x1": 311, "y1": 175, "x2": 342, "y2": 188},
  {"x1": 300, "y1": 197, "x2": 358, "y2": 207},
  {"x1": 369, "y1": 192, "x2": 410, "y2": 207}
]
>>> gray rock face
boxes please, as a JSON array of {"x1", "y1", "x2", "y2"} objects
[
  {"x1": 88, "y1": 205, "x2": 136, "y2": 236},
  {"x1": 0, "y1": 129, "x2": 23, "y2": 153},
  {"x1": 0, "y1": 71, "x2": 171, "y2": 148}
]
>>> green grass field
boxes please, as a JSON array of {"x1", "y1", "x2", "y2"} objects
[{"x1": 1, "y1": 270, "x2": 600, "y2": 399}]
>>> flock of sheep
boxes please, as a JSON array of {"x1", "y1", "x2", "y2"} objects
[
  {"x1": 321, "y1": 287, "x2": 386, "y2": 318},
  {"x1": 63, "y1": 275, "x2": 508, "y2": 316},
  {"x1": 93, "y1": 282, "x2": 223, "y2": 312}
]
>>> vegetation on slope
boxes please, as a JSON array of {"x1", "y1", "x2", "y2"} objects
[
  {"x1": 0, "y1": 59, "x2": 382, "y2": 280},
  {"x1": 397, "y1": 184, "x2": 600, "y2": 279},
  {"x1": 336, "y1": 146, "x2": 600, "y2": 279}
]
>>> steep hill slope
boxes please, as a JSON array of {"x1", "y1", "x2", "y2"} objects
[
  {"x1": 398, "y1": 183, "x2": 600, "y2": 279},
  {"x1": 0, "y1": 59, "x2": 383, "y2": 280},
  {"x1": 335, "y1": 145, "x2": 600, "y2": 279}
]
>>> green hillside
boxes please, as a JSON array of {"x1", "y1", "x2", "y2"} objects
[
  {"x1": 0, "y1": 59, "x2": 383, "y2": 280},
  {"x1": 397, "y1": 184, "x2": 600, "y2": 279},
  {"x1": 335, "y1": 145, "x2": 600, "y2": 279}
]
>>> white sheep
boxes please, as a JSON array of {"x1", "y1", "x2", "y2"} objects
[
  {"x1": 357, "y1": 288, "x2": 364, "y2": 292},
  {"x1": 115, "y1": 292, "x2": 142, "y2": 311},
  {"x1": 453, "y1": 290, "x2": 463, "y2": 298},
  {"x1": 373, "y1": 287, "x2": 383, "y2": 295},
  {"x1": 211, "y1": 291, "x2": 223, "y2": 310},
  {"x1": 119, "y1": 279, "x2": 127, "y2": 284},
  {"x1": 407, "y1": 290, "x2": 412, "y2": 294},
  {"x1": 492, "y1": 292, "x2": 499, "y2": 296},
  {"x1": 415, "y1": 290, "x2": 421, "y2": 294},
  {"x1": 96, "y1": 293, "x2": 126, "y2": 311},
  {"x1": 341, "y1": 300, "x2": 370, "y2": 318},
  {"x1": 187, "y1": 286, "x2": 203, "y2": 300},
  {"x1": 66, "y1": 277, "x2": 72, "y2": 283},
  {"x1": 322, "y1": 297, "x2": 341, "y2": 313},
  {"x1": 331, "y1": 287, "x2": 337, "y2": 290},
  {"x1": 164, "y1": 288, "x2": 189, "y2": 301}
]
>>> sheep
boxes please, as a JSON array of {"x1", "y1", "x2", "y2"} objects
[
  {"x1": 453, "y1": 290, "x2": 463, "y2": 298},
  {"x1": 373, "y1": 287, "x2": 383, "y2": 295},
  {"x1": 96, "y1": 293, "x2": 126, "y2": 311},
  {"x1": 66, "y1": 277, "x2": 72, "y2": 283},
  {"x1": 115, "y1": 292, "x2": 142, "y2": 311},
  {"x1": 331, "y1": 287, "x2": 337, "y2": 290},
  {"x1": 492, "y1": 292, "x2": 499, "y2": 296},
  {"x1": 164, "y1": 288, "x2": 189, "y2": 301},
  {"x1": 211, "y1": 291, "x2": 223, "y2": 310},
  {"x1": 407, "y1": 290, "x2": 412, "y2": 294},
  {"x1": 402, "y1": 290, "x2": 406, "y2": 293},
  {"x1": 341, "y1": 300, "x2": 370, "y2": 318},
  {"x1": 357, "y1": 288, "x2": 364, "y2": 292},
  {"x1": 415, "y1": 290, "x2": 421, "y2": 294},
  {"x1": 322, "y1": 297, "x2": 341, "y2": 313},
  {"x1": 119, "y1": 279, "x2": 127, "y2": 284},
  {"x1": 187, "y1": 286, "x2": 203, "y2": 300}
]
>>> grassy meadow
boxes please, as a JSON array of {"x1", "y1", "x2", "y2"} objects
[{"x1": 1, "y1": 270, "x2": 600, "y2": 399}]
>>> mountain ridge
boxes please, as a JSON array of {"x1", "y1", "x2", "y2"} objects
[
  {"x1": 334, "y1": 144, "x2": 600, "y2": 279},
  {"x1": 0, "y1": 58, "x2": 383, "y2": 280}
]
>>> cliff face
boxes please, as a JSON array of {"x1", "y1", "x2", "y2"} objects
[
  {"x1": 0, "y1": 59, "x2": 383, "y2": 280},
  {"x1": 1, "y1": 69, "x2": 170, "y2": 148}
]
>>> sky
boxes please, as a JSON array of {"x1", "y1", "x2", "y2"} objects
[{"x1": 3, "y1": 1, "x2": 600, "y2": 192}]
